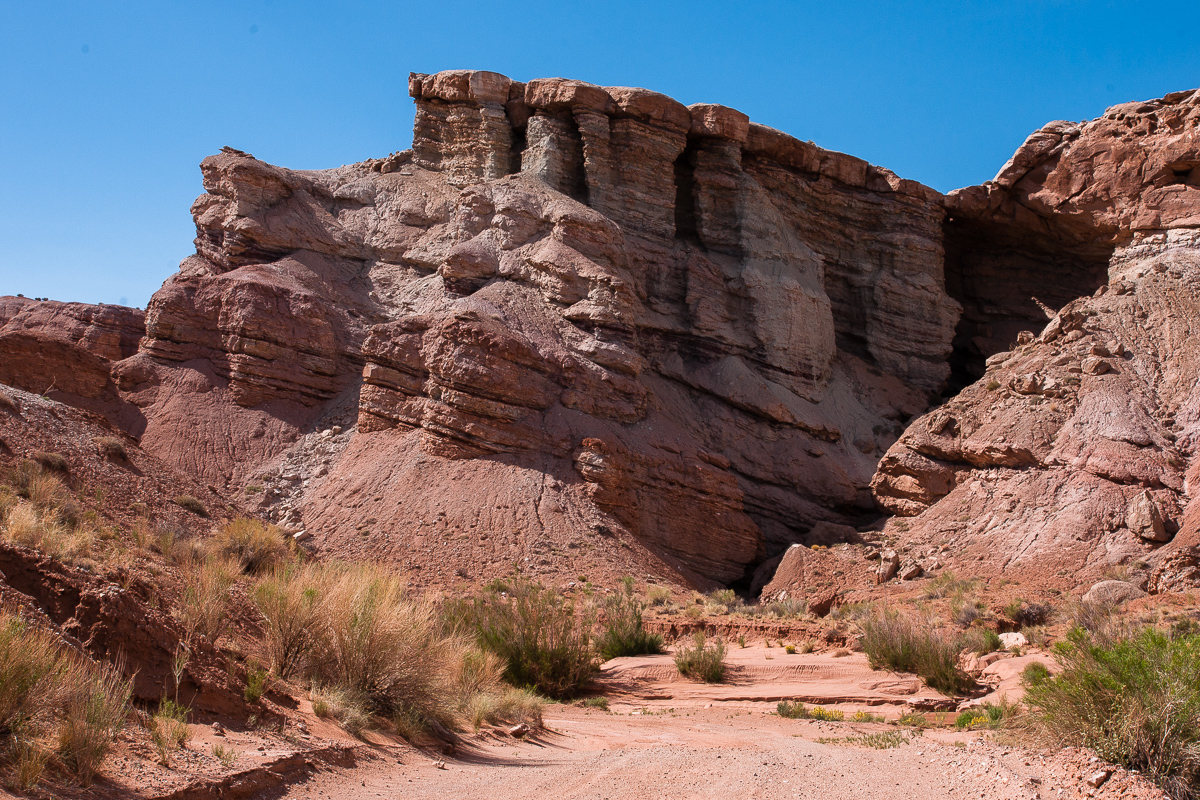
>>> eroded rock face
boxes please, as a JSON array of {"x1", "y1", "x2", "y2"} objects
[
  {"x1": 0, "y1": 298, "x2": 145, "y2": 420},
  {"x1": 873, "y1": 90, "x2": 1200, "y2": 590},
  {"x1": 85, "y1": 70, "x2": 962, "y2": 586}
]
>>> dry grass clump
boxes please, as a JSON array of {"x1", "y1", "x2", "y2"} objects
[
  {"x1": 173, "y1": 495, "x2": 207, "y2": 516},
  {"x1": 310, "y1": 685, "x2": 371, "y2": 736},
  {"x1": 674, "y1": 632, "x2": 727, "y2": 683},
  {"x1": 177, "y1": 556, "x2": 238, "y2": 645},
  {"x1": 0, "y1": 391, "x2": 18, "y2": 415},
  {"x1": 254, "y1": 563, "x2": 324, "y2": 679},
  {"x1": 10, "y1": 461, "x2": 71, "y2": 510},
  {"x1": 254, "y1": 561, "x2": 523, "y2": 739},
  {"x1": 314, "y1": 564, "x2": 462, "y2": 731},
  {"x1": 214, "y1": 517, "x2": 290, "y2": 575},
  {"x1": 31, "y1": 452, "x2": 69, "y2": 474},
  {"x1": 447, "y1": 578, "x2": 598, "y2": 699},
  {"x1": 0, "y1": 612, "x2": 132, "y2": 789},
  {"x1": 860, "y1": 610, "x2": 973, "y2": 694},
  {"x1": 2, "y1": 502, "x2": 96, "y2": 566},
  {"x1": 93, "y1": 437, "x2": 128, "y2": 461}
]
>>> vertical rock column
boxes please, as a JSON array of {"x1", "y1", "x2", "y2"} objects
[
  {"x1": 687, "y1": 104, "x2": 751, "y2": 255},
  {"x1": 522, "y1": 79, "x2": 614, "y2": 202},
  {"x1": 603, "y1": 88, "x2": 690, "y2": 239},
  {"x1": 409, "y1": 70, "x2": 515, "y2": 186}
]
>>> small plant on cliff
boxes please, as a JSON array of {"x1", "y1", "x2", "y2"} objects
[
  {"x1": 177, "y1": 556, "x2": 237, "y2": 645},
  {"x1": 595, "y1": 578, "x2": 663, "y2": 661},
  {"x1": 674, "y1": 632, "x2": 726, "y2": 683},
  {"x1": 173, "y1": 495, "x2": 207, "y2": 516}
]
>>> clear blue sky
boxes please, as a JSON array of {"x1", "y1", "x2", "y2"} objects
[{"x1": 2, "y1": 1, "x2": 1197, "y2": 309}]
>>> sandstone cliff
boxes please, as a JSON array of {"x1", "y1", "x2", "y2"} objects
[
  {"x1": 874, "y1": 89, "x2": 1200, "y2": 591},
  {"x1": 43, "y1": 70, "x2": 966, "y2": 587},
  {"x1": 5, "y1": 73, "x2": 1197, "y2": 595}
]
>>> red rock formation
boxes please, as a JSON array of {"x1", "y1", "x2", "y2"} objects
[
  {"x1": 874, "y1": 89, "x2": 1200, "y2": 591},
  {"x1": 72, "y1": 70, "x2": 961, "y2": 586}
]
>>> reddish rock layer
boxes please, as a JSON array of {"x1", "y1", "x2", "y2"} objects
[{"x1": 874, "y1": 90, "x2": 1200, "y2": 591}]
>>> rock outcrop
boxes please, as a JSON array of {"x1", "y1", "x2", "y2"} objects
[
  {"x1": 7, "y1": 72, "x2": 1198, "y2": 594},
  {"x1": 28, "y1": 69, "x2": 964, "y2": 587},
  {"x1": 873, "y1": 89, "x2": 1200, "y2": 590}
]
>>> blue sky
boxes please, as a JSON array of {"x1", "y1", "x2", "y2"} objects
[{"x1": 2, "y1": 1, "x2": 1197, "y2": 308}]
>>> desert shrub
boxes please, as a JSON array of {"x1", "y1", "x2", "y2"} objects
[
  {"x1": 177, "y1": 556, "x2": 237, "y2": 644},
  {"x1": 1022, "y1": 627, "x2": 1200, "y2": 799},
  {"x1": 798, "y1": 638, "x2": 816, "y2": 654},
  {"x1": 1005, "y1": 599, "x2": 1052, "y2": 627},
  {"x1": 1065, "y1": 598, "x2": 1115, "y2": 636},
  {"x1": 861, "y1": 611, "x2": 973, "y2": 695},
  {"x1": 173, "y1": 495, "x2": 207, "y2": 516},
  {"x1": 31, "y1": 451, "x2": 68, "y2": 474},
  {"x1": 57, "y1": 664, "x2": 132, "y2": 786},
  {"x1": 214, "y1": 517, "x2": 290, "y2": 575},
  {"x1": 452, "y1": 578, "x2": 598, "y2": 699},
  {"x1": 1022, "y1": 661, "x2": 1052, "y2": 687},
  {"x1": 645, "y1": 585, "x2": 671, "y2": 607},
  {"x1": 674, "y1": 633, "x2": 726, "y2": 683},
  {"x1": 150, "y1": 700, "x2": 190, "y2": 764},
  {"x1": 777, "y1": 700, "x2": 810, "y2": 719},
  {"x1": 244, "y1": 663, "x2": 268, "y2": 703},
  {"x1": 595, "y1": 580, "x2": 663, "y2": 660},
  {"x1": 93, "y1": 437, "x2": 128, "y2": 461},
  {"x1": 706, "y1": 589, "x2": 743, "y2": 614},
  {"x1": 579, "y1": 696, "x2": 609, "y2": 711},
  {"x1": 961, "y1": 627, "x2": 1002, "y2": 655},
  {"x1": 852, "y1": 711, "x2": 885, "y2": 723},
  {"x1": 0, "y1": 391, "x2": 17, "y2": 415},
  {"x1": 313, "y1": 563, "x2": 463, "y2": 730},
  {"x1": 0, "y1": 613, "x2": 131, "y2": 788},
  {"x1": 785, "y1": 644, "x2": 797, "y2": 654},
  {"x1": 254, "y1": 563, "x2": 324, "y2": 678},
  {"x1": 952, "y1": 598, "x2": 987, "y2": 627},
  {"x1": 898, "y1": 711, "x2": 928, "y2": 728}
]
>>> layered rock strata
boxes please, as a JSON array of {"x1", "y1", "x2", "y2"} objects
[
  {"x1": 31, "y1": 69, "x2": 963, "y2": 585},
  {"x1": 874, "y1": 90, "x2": 1200, "y2": 590}
]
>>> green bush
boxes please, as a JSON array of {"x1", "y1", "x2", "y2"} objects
[
  {"x1": 674, "y1": 633, "x2": 726, "y2": 683},
  {"x1": 861, "y1": 610, "x2": 973, "y2": 695},
  {"x1": 595, "y1": 579, "x2": 663, "y2": 660},
  {"x1": 961, "y1": 627, "x2": 1002, "y2": 655},
  {"x1": 777, "y1": 700, "x2": 810, "y2": 719},
  {"x1": 244, "y1": 663, "x2": 268, "y2": 703},
  {"x1": 448, "y1": 578, "x2": 597, "y2": 699},
  {"x1": 1023, "y1": 627, "x2": 1200, "y2": 799}
]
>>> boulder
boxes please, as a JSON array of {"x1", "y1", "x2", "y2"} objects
[{"x1": 1083, "y1": 580, "x2": 1147, "y2": 607}]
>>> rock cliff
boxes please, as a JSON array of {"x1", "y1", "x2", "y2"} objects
[
  {"x1": 56, "y1": 70, "x2": 964, "y2": 586},
  {"x1": 5, "y1": 72, "x2": 1197, "y2": 594},
  {"x1": 874, "y1": 89, "x2": 1200, "y2": 591}
]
